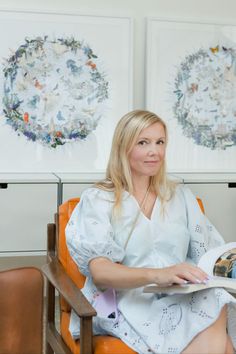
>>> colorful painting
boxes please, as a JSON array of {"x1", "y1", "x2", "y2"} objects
[
  {"x1": 0, "y1": 11, "x2": 132, "y2": 172},
  {"x1": 3, "y1": 36, "x2": 109, "y2": 148},
  {"x1": 173, "y1": 45, "x2": 236, "y2": 150},
  {"x1": 146, "y1": 18, "x2": 236, "y2": 172}
]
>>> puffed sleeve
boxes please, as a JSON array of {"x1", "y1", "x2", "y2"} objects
[
  {"x1": 65, "y1": 188, "x2": 125, "y2": 276},
  {"x1": 182, "y1": 185, "x2": 225, "y2": 264}
]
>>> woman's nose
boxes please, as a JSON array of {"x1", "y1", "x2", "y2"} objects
[
  {"x1": 147, "y1": 145, "x2": 158, "y2": 155},
  {"x1": 147, "y1": 149, "x2": 155, "y2": 156}
]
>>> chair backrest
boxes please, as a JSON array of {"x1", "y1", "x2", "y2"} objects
[
  {"x1": 0, "y1": 267, "x2": 44, "y2": 354},
  {"x1": 58, "y1": 197, "x2": 85, "y2": 290},
  {"x1": 196, "y1": 197, "x2": 205, "y2": 214}
]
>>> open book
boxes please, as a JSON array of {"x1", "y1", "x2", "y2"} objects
[{"x1": 143, "y1": 242, "x2": 236, "y2": 295}]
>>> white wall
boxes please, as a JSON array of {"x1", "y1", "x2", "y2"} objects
[
  {"x1": 0, "y1": 1, "x2": 235, "y2": 252},
  {"x1": 1, "y1": 0, "x2": 236, "y2": 108}
]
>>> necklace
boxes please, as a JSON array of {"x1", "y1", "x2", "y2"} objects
[
  {"x1": 123, "y1": 183, "x2": 151, "y2": 250},
  {"x1": 139, "y1": 184, "x2": 151, "y2": 211}
]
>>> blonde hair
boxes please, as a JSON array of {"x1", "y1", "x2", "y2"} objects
[{"x1": 96, "y1": 110, "x2": 177, "y2": 212}]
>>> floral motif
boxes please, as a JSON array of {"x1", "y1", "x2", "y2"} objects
[
  {"x1": 173, "y1": 45, "x2": 236, "y2": 150},
  {"x1": 2, "y1": 36, "x2": 109, "y2": 148},
  {"x1": 159, "y1": 303, "x2": 182, "y2": 335},
  {"x1": 189, "y1": 291, "x2": 214, "y2": 319}
]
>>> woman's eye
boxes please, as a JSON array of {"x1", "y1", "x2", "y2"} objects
[
  {"x1": 138, "y1": 140, "x2": 147, "y2": 145},
  {"x1": 157, "y1": 140, "x2": 165, "y2": 145}
]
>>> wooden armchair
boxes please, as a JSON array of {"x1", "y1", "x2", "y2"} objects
[{"x1": 42, "y1": 198, "x2": 136, "y2": 354}]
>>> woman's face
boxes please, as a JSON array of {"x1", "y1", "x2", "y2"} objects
[{"x1": 128, "y1": 122, "x2": 166, "y2": 180}]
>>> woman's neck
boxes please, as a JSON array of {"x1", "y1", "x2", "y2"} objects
[
  {"x1": 131, "y1": 176, "x2": 157, "y2": 219},
  {"x1": 132, "y1": 176, "x2": 151, "y2": 195}
]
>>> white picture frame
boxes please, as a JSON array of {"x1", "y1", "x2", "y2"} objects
[
  {"x1": 146, "y1": 17, "x2": 236, "y2": 173},
  {"x1": 0, "y1": 9, "x2": 133, "y2": 173}
]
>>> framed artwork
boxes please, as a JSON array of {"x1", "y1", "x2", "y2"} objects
[
  {"x1": 146, "y1": 18, "x2": 236, "y2": 173},
  {"x1": 0, "y1": 10, "x2": 133, "y2": 172}
]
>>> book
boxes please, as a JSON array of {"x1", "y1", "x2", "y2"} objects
[{"x1": 143, "y1": 242, "x2": 236, "y2": 295}]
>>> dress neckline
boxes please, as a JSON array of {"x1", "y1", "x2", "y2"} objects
[{"x1": 124, "y1": 190, "x2": 159, "y2": 221}]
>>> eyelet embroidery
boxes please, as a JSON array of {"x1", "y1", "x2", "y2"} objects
[
  {"x1": 159, "y1": 304, "x2": 182, "y2": 335},
  {"x1": 195, "y1": 224, "x2": 202, "y2": 233}
]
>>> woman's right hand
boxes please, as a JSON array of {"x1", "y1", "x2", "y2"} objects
[{"x1": 149, "y1": 262, "x2": 209, "y2": 287}]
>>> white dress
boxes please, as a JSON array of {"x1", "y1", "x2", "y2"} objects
[{"x1": 65, "y1": 185, "x2": 236, "y2": 354}]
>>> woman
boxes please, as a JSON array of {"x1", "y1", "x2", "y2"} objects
[{"x1": 66, "y1": 110, "x2": 236, "y2": 353}]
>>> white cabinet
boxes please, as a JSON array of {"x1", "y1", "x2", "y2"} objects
[
  {"x1": 62, "y1": 183, "x2": 93, "y2": 202},
  {"x1": 0, "y1": 172, "x2": 235, "y2": 262},
  {"x1": 59, "y1": 173, "x2": 236, "y2": 244},
  {"x1": 0, "y1": 174, "x2": 58, "y2": 255},
  {"x1": 56, "y1": 173, "x2": 105, "y2": 202},
  {"x1": 187, "y1": 183, "x2": 236, "y2": 243},
  {"x1": 176, "y1": 173, "x2": 236, "y2": 243}
]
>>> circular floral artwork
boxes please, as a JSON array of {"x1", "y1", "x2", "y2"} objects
[
  {"x1": 173, "y1": 45, "x2": 236, "y2": 150},
  {"x1": 2, "y1": 36, "x2": 109, "y2": 148}
]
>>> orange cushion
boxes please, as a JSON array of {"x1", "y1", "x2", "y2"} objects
[
  {"x1": 196, "y1": 197, "x2": 205, "y2": 214},
  {"x1": 60, "y1": 312, "x2": 136, "y2": 354},
  {"x1": 58, "y1": 198, "x2": 86, "y2": 312},
  {"x1": 93, "y1": 336, "x2": 136, "y2": 354},
  {"x1": 58, "y1": 198, "x2": 85, "y2": 289}
]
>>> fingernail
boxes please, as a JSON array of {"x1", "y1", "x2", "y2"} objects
[{"x1": 195, "y1": 279, "x2": 202, "y2": 283}]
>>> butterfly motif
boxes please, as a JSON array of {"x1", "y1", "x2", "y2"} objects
[
  {"x1": 56, "y1": 111, "x2": 65, "y2": 121},
  {"x1": 34, "y1": 79, "x2": 44, "y2": 90},
  {"x1": 210, "y1": 45, "x2": 219, "y2": 54},
  {"x1": 86, "y1": 60, "x2": 96, "y2": 70},
  {"x1": 174, "y1": 89, "x2": 183, "y2": 100},
  {"x1": 190, "y1": 83, "x2": 198, "y2": 93},
  {"x1": 23, "y1": 112, "x2": 29, "y2": 123}
]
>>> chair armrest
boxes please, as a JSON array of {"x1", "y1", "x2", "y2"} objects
[{"x1": 42, "y1": 258, "x2": 97, "y2": 318}]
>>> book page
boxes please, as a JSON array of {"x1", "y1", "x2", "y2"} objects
[
  {"x1": 143, "y1": 276, "x2": 236, "y2": 295},
  {"x1": 198, "y1": 242, "x2": 236, "y2": 275}
]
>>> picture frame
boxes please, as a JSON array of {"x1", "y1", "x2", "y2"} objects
[
  {"x1": 146, "y1": 17, "x2": 236, "y2": 173},
  {"x1": 0, "y1": 9, "x2": 133, "y2": 173}
]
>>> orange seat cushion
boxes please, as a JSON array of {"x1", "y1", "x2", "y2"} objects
[
  {"x1": 93, "y1": 336, "x2": 136, "y2": 354},
  {"x1": 61, "y1": 312, "x2": 136, "y2": 354}
]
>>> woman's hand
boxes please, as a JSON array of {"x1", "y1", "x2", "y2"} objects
[{"x1": 149, "y1": 262, "x2": 209, "y2": 287}]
